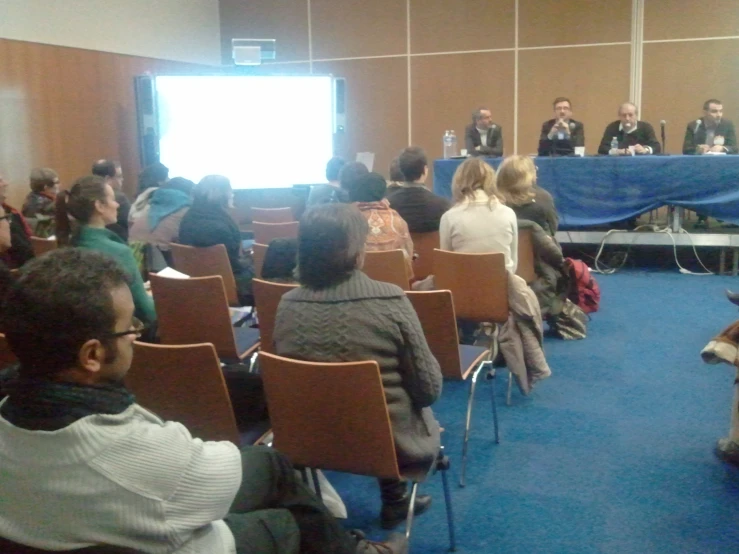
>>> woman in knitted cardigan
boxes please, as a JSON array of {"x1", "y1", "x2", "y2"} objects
[{"x1": 273, "y1": 203, "x2": 443, "y2": 530}]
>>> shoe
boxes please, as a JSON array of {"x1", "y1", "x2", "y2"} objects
[
  {"x1": 380, "y1": 494, "x2": 432, "y2": 529},
  {"x1": 355, "y1": 532, "x2": 408, "y2": 554},
  {"x1": 715, "y1": 438, "x2": 739, "y2": 465}
]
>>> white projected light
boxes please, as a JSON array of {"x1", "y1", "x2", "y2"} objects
[{"x1": 155, "y1": 75, "x2": 334, "y2": 188}]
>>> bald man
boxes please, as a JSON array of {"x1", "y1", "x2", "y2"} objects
[{"x1": 597, "y1": 102, "x2": 661, "y2": 155}]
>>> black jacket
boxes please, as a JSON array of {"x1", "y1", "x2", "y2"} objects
[
  {"x1": 538, "y1": 119, "x2": 585, "y2": 156},
  {"x1": 179, "y1": 204, "x2": 245, "y2": 277},
  {"x1": 597, "y1": 121, "x2": 661, "y2": 155},
  {"x1": 682, "y1": 118, "x2": 737, "y2": 154},
  {"x1": 464, "y1": 123, "x2": 503, "y2": 157},
  {"x1": 385, "y1": 184, "x2": 451, "y2": 233}
]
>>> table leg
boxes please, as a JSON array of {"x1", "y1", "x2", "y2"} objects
[
  {"x1": 733, "y1": 248, "x2": 738, "y2": 277},
  {"x1": 720, "y1": 248, "x2": 726, "y2": 275}
]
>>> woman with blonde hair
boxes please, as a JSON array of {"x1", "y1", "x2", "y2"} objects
[
  {"x1": 496, "y1": 155, "x2": 557, "y2": 236},
  {"x1": 439, "y1": 157, "x2": 518, "y2": 273}
]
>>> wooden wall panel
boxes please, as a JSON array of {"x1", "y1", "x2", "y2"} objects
[
  {"x1": 218, "y1": 0, "x2": 309, "y2": 64},
  {"x1": 517, "y1": 45, "x2": 631, "y2": 155},
  {"x1": 410, "y1": 0, "x2": 515, "y2": 54},
  {"x1": 411, "y1": 52, "x2": 515, "y2": 160},
  {"x1": 644, "y1": 1, "x2": 739, "y2": 41},
  {"x1": 519, "y1": 0, "x2": 632, "y2": 47},
  {"x1": 312, "y1": 57, "x2": 408, "y2": 179},
  {"x1": 311, "y1": 0, "x2": 406, "y2": 59},
  {"x1": 642, "y1": 40, "x2": 739, "y2": 154}
]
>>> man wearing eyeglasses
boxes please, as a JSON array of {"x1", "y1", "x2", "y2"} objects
[
  {"x1": 683, "y1": 99, "x2": 737, "y2": 155},
  {"x1": 0, "y1": 248, "x2": 407, "y2": 554}
]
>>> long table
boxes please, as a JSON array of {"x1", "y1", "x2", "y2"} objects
[{"x1": 433, "y1": 155, "x2": 739, "y2": 228}]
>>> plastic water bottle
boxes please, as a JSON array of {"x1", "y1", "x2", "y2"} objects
[
  {"x1": 443, "y1": 131, "x2": 453, "y2": 159},
  {"x1": 449, "y1": 130, "x2": 458, "y2": 157},
  {"x1": 609, "y1": 137, "x2": 619, "y2": 155}
]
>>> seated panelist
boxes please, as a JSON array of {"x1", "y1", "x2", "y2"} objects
[
  {"x1": 464, "y1": 107, "x2": 503, "y2": 157},
  {"x1": 597, "y1": 102, "x2": 661, "y2": 155},
  {"x1": 683, "y1": 98, "x2": 737, "y2": 155},
  {"x1": 538, "y1": 97, "x2": 585, "y2": 156}
]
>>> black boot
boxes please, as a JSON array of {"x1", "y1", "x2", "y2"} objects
[{"x1": 378, "y1": 479, "x2": 432, "y2": 529}]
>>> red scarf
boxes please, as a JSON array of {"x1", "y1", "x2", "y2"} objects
[{"x1": 3, "y1": 202, "x2": 33, "y2": 237}]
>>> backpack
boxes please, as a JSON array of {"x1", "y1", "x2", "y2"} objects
[
  {"x1": 565, "y1": 258, "x2": 600, "y2": 314},
  {"x1": 551, "y1": 299, "x2": 588, "y2": 340}
]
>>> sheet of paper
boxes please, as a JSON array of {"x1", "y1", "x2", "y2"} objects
[
  {"x1": 156, "y1": 267, "x2": 190, "y2": 279},
  {"x1": 356, "y1": 152, "x2": 375, "y2": 171}
]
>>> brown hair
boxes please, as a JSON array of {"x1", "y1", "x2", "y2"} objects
[
  {"x1": 552, "y1": 97, "x2": 571, "y2": 109},
  {"x1": 29, "y1": 168, "x2": 58, "y2": 194},
  {"x1": 398, "y1": 146, "x2": 427, "y2": 182},
  {"x1": 55, "y1": 175, "x2": 110, "y2": 246},
  {"x1": 451, "y1": 158, "x2": 500, "y2": 207},
  {"x1": 496, "y1": 155, "x2": 537, "y2": 207}
]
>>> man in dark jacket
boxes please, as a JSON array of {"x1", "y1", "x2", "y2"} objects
[
  {"x1": 464, "y1": 107, "x2": 503, "y2": 157},
  {"x1": 597, "y1": 103, "x2": 661, "y2": 155},
  {"x1": 683, "y1": 99, "x2": 737, "y2": 155},
  {"x1": 538, "y1": 97, "x2": 585, "y2": 156}
]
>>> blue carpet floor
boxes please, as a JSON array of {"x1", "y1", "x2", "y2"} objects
[{"x1": 326, "y1": 270, "x2": 739, "y2": 553}]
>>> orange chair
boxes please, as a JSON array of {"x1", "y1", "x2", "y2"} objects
[
  {"x1": 251, "y1": 207, "x2": 294, "y2": 224},
  {"x1": 251, "y1": 278, "x2": 299, "y2": 354},
  {"x1": 410, "y1": 231, "x2": 439, "y2": 281},
  {"x1": 30, "y1": 236, "x2": 57, "y2": 257},
  {"x1": 516, "y1": 228, "x2": 536, "y2": 285},
  {"x1": 362, "y1": 250, "x2": 410, "y2": 290},
  {"x1": 252, "y1": 221, "x2": 299, "y2": 245},
  {"x1": 406, "y1": 290, "x2": 490, "y2": 487},
  {"x1": 169, "y1": 243, "x2": 240, "y2": 306},
  {"x1": 259, "y1": 352, "x2": 456, "y2": 551},
  {"x1": 252, "y1": 242, "x2": 268, "y2": 279},
  {"x1": 150, "y1": 274, "x2": 259, "y2": 363}
]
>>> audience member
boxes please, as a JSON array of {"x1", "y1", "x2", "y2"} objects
[
  {"x1": 274, "y1": 203, "x2": 441, "y2": 531},
  {"x1": 338, "y1": 161, "x2": 370, "y2": 195},
  {"x1": 91, "y1": 159, "x2": 131, "y2": 241},
  {"x1": 136, "y1": 161, "x2": 170, "y2": 195},
  {"x1": 307, "y1": 156, "x2": 349, "y2": 206},
  {"x1": 55, "y1": 175, "x2": 156, "y2": 326},
  {"x1": 439, "y1": 157, "x2": 518, "y2": 273},
  {"x1": 0, "y1": 204, "x2": 13, "y2": 255},
  {"x1": 386, "y1": 147, "x2": 451, "y2": 233},
  {"x1": 0, "y1": 248, "x2": 405, "y2": 554},
  {"x1": 22, "y1": 167, "x2": 59, "y2": 237},
  {"x1": 261, "y1": 238, "x2": 298, "y2": 283},
  {"x1": 496, "y1": 155, "x2": 557, "y2": 236},
  {"x1": 348, "y1": 172, "x2": 414, "y2": 279},
  {"x1": 178, "y1": 175, "x2": 254, "y2": 306},
  {"x1": 386, "y1": 158, "x2": 405, "y2": 191},
  {"x1": 0, "y1": 172, "x2": 34, "y2": 269}
]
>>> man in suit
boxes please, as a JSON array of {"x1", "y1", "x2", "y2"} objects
[
  {"x1": 683, "y1": 99, "x2": 737, "y2": 155},
  {"x1": 597, "y1": 102, "x2": 661, "y2": 155},
  {"x1": 464, "y1": 107, "x2": 503, "y2": 157},
  {"x1": 538, "y1": 97, "x2": 585, "y2": 156}
]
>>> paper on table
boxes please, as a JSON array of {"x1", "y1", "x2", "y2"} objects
[
  {"x1": 156, "y1": 267, "x2": 190, "y2": 279},
  {"x1": 356, "y1": 152, "x2": 375, "y2": 171}
]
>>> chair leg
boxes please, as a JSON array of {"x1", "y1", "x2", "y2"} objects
[
  {"x1": 506, "y1": 371, "x2": 513, "y2": 406},
  {"x1": 437, "y1": 450, "x2": 457, "y2": 552},
  {"x1": 310, "y1": 468, "x2": 322, "y2": 501},
  {"x1": 460, "y1": 362, "x2": 486, "y2": 487},
  {"x1": 404, "y1": 482, "x2": 419, "y2": 540},
  {"x1": 488, "y1": 365, "x2": 500, "y2": 444},
  {"x1": 248, "y1": 351, "x2": 259, "y2": 373}
]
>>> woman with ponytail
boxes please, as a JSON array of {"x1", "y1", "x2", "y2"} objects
[{"x1": 55, "y1": 176, "x2": 156, "y2": 325}]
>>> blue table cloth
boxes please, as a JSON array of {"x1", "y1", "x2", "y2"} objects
[{"x1": 433, "y1": 156, "x2": 739, "y2": 227}]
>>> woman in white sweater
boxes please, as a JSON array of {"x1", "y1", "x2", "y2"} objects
[{"x1": 439, "y1": 157, "x2": 518, "y2": 273}]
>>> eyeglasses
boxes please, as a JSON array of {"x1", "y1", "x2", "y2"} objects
[{"x1": 103, "y1": 317, "x2": 146, "y2": 339}]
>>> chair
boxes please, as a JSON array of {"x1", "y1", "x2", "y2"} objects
[
  {"x1": 362, "y1": 250, "x2": 410, "y2": 290},
  {"x1": 251, "y1": 207, "x2": 294, "y2": 224},
  {"x1": 30, "y1": 236, "x2": 57, "y2": 257},
  {"x1": 252, "y1": 221, "x2": 299, "y2": 245},
  {"x1": 252, "y1": 278, "x2": 299, "y2": 354},
  {"x1": 259, "y1": 352, "x2": 456, "y2": 551},
  {"x1": 406, "y1": 290, "x2": 490, "y2": 487},
  {"x1": 252, "y1": 242, "x2": 268, "y2": 278},
  {"x1": 127, "y1": 342, "x2": 270, "y2": 445},
  {"x1": 410, "y1": 231, "x2": 440, "y2": 281},
  {"x1": 0, "y1": 536, "x2": 144, "y2": 553},
  {"x1": 169, "y1": 243, "x2": 240, "y2": 306},
  {"x1": 433, "y1": 250, "x2": 509, "y2": 477},
  {"x1": 516, "y1": 228, "x2": 536, "y2": 285},
  {"x1": 150, "y1": 274, "x2": 259, "y2": 363}
]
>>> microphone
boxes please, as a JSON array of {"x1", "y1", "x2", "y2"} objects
[
  {"x1": 660, "y1": 120, "x2": 666, "y2": 153},
  {"x1": 569, "y1": 121, "x2": 575, "y2": 130}
]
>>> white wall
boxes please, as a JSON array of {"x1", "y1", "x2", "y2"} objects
[{"x1": 0, "y1": 0, "x2": 221, "y2": 65}]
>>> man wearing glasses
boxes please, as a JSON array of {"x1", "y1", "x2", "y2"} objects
[
  {"x1": 683, "y1": 99, "x2": 737, "y2": 155},
  {"x1": 0, "y1": 248, "x2": 407, "y2": 554}
]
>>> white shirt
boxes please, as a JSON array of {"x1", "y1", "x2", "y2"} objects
[{"x1": 477, "y1": 128, "x2": 488, "y2": 147}]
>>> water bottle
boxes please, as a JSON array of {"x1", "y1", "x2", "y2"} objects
[
  {"x1": 609, "y1": 137, "x2": 619, "y2": 155},
  {"x1": 443, "y1": 130, "x2": 453, "y2": 159},
  {"x1": 449, "y1": 130, "x2": 458, "y2": 157}
]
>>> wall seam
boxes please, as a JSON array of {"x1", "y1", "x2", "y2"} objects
[
  {"x1": 407, "y1": 0, "x2": 412, "y2": 145},
  {"x1": 307, "y1": 0, "x2": 313, "y2": 73},
  {"x1": 513, "y1": 0, "x2": 519, "y2": 155},
  {"x1": 644, "y1": 35, "x2": 739, "y2": 43}
]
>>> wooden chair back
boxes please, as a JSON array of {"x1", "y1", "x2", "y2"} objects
[
  {"x1": 516, "y1": 228, "x2": 536, "y2": 284},
  {"x1": 169, "y1": 243, "x2": 239, "y2": 306},
  {"x1": 127, "y1": 342, "x2": 240, "y2": 443},
  {"x1": 0, "y1": 333, "x2": 17, "y2": 370},
  {"x1": 252, "y1": 278, "x2": 298, "y2": 353},
  {"x1": 362, "y1": 249, "x2": 410, "y2": 290},
  {"x1": 251, "y1": 207, "x2": 294, "y2": 224},
  {"x1": 433, "y1": 249, "x2": 509, "y2": 323},
  {"x1": 30, "y1": 236, "x2": 57, "y2": 257},
  {"x1": 410, "y1": 231, "x2": 439, "y2": 280},
  {"x1": 150, "y1": 274, "x2": 240, "y2": 360},
  {"x1": 259, "y1": 352, "x2": 401, "y2": 479},
  {"x1": 0, "y1": 536, "x2": 143, "y2": 553},
  {"x1": 405, "y1": 291, "x2": 463, "y2": 379},
  {"x1": 252, "y1": 221, "x2": 299, "y2": 245},
  {"x1": 252, "y1": 243, "x2": 268, "y2": 279}
]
